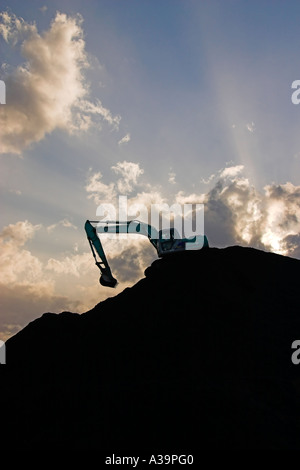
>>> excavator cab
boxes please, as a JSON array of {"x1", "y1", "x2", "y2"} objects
[
  {"x1": 157, "y1": 228, "x2": 184, "y2": 256},
  {"x1": 85, "y1": 220, "x2": 209, "y2": 288},
  {"x1": 157, "y1": 228, "x2": 209, "y2": 257}
]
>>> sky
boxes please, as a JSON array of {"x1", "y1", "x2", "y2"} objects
[{"x1": 0, "y1": 0, "x2": 300, "y2": 340}]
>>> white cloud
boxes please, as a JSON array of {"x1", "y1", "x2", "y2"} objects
[
  {"x1": 0, "y1": 221, "x2": 43, "y2": 285},
  {"x1": 75, "y1": 99, "x2": 120, "y2": 130},
  {"x1": 128, "y1": 190, "x2": 165, "y2": 206},
  {"x1": 246, "y1": 121, "x2": 255, "y2": 133},
  {"x1": 202, "y1": 171, "x2": 300, "y2": 255},
  {"x1": 0, "y1": 10, "x2": 36, "y2": 44},
  {"x1": 0, "y1": 11, "x2": 120, "y2": 155},
  {"x1": 219, "y1": 165, "x2": 244, "y2": 179},
  {"x1": 175, "y1": 191, "x2": 206, "y2": 204},
  {"x1": 200, "y1": 173, "x2": 215, "y2": 185},
  {"x1": 111, "y1": 161, "x2": 144, "y2": 193},
  {"x1": 46, "y1": 252, "x2": 91, "y2": 277},
  {"x1": 47, "y1": 219, "x2": 77, "y2": 232},
  {"x1": 0, "y1": 220, "x2": 41, "y2": 246},
  {"x1": 0, "y1": 220, "x2": 102, "y2": 339},
  {"x1": 168, "y1": 172, "x2": 176, "y2": 184},
  {"x1": 118, "y1": 133, "x2": 131, "y2": 146},
  {"x1": 109, "y1": 238, "x2": 156, "y2": 282},
  {"x1": 85, "y1": 171, "x2": 116, "y2": 204},
  {"x1": 261, "y1": 182, "x2": 300, "y2": 255}
]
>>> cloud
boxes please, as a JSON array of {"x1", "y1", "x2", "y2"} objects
[
  {"x1": 46, "y1": 252, "x2": 91, "y2": 277},
  {"x1": 282, "y1": 234, "x2": 300, "y2": 259},
  {"x1": 47, "y1": 219, "x2": 77, "y2": 233},
  {"x1": 0, "y1": 220, "x2": 42, "y2": 284},
  {"x1": 200, "y1": 173, "x2": 215, "y2": 185},
  {"x1": 175, "y1": 191, "x2": 205, "y2": 204},
  {"x1": 219, "y1": 165, "x2": 244, "y2": 179},
  {"x1": 118, "y1": 133, "x2": 131, "y2": 146},
  {"x1": 202, "y1": 174, "x2": 262, "y2": 248},
  {"x1": 260, "y1": 182, "x2": 300, "y2": 255},
  {"x1": 168, "y1": 172, "x2": 176, "y2": 184},
  {"x1": 112, "y1": 161, "x2": 144, "y2": 193},
  {"x1": 0, "y1": 11, "x2": 120, "y2": 155},
  {"x1": 74, "y1": 99, "x2": 120, "y2": 130},
  {"x1": 202, "y1": 168, "x2": 300, "y2": 255},
  {"x1": 171, "y1": 165, "x2": 300, "y2": 256},
  {"x1": 85, "y1": 171, "x2": 117, "y2": 204},
  {"x1": 86, "y1": 162, "x2": 300, "y2": 257},
  {"x1": 3, "y1": 165, "x2": 300, "y2": 341},
  {"x1": 86, "y1": 160, "x2": 146, "y2": 205},
  {"x1": 0, "y1": 220, "x2": 102, "y2": 339},
  {"x1": 0, "y1": 220, "x2": 57, "y2": 339},
  {"x1": 124, "y1": 190, "x2": 166, "y2": 224},
  {"x1": 0, "y1": 219, "x2": 41, "y2": 247},
  {"x1": 0, "y1": 283, "x2": 81, "y2": 341},
  {"x1": 105, "y1": 238, "x2": 156, "y2": 283},
  {"x1": 246, "y1": 121, "x2": 255, "y2": 133},
  {"x1": 0, "y1": 10, "x2": 36, "y2": 43}
]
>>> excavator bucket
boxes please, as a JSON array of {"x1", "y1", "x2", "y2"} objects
[{"x1": 99, "y1": 267, "x2": 118, "y2": 288}]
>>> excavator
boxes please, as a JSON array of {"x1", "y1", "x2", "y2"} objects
[{"x1": 85, "y1": 219, "x2": 209, "y2": 288}]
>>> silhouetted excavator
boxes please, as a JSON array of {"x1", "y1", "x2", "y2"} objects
[{"x1": 85, "y1": 219, "x2": 209, "y2": 288}]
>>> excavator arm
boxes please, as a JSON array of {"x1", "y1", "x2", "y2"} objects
[{"x1": 85, "y1": 220, "x2": 158, "y2": 288}]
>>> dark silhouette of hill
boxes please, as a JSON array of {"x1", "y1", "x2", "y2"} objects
[{"x1": 2, "y1": 246, "x2": 300, "y2": 450}]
